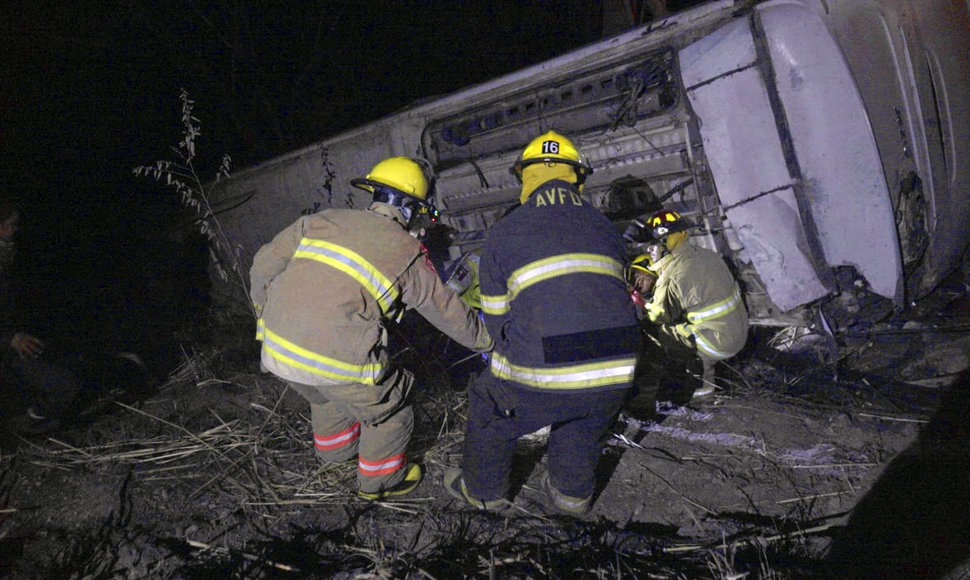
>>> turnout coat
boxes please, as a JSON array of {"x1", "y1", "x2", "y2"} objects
[
  {"x1": 479, "y1": 179, "x2": 640, "y2": 392},
  {"x1": 250, "y1": 204, "x2": 492, "y2": 388},
  {"x1": 647, "y1": 241, "x2": 748, "y2": 360}
]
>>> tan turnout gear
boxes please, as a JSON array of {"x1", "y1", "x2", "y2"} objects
[
  {"x1": 646, "y1": 241, "x2": 748, "y2": 361},
  {"x1": 250, "y1": 199, "x2": 491, "y2": 495}
]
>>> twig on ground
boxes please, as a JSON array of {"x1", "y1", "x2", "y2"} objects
[
  {"x1": 664, "y1": 522, "x2": 836, "y2": 553},
  {"x1": 856, "y1": 413, "x2": 929, "y2": 423},
  {"x1": 185, "y1": 538, "x2": 299, "y2": 572},
  {"x1": 776, "y1": 491, "x2": 848, "y2": 504}
]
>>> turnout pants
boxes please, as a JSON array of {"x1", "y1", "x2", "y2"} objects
[
  {"x1": 461, "y1": 372, "x2": 628, "y2": 501},
  {"x1": 627, "y1": 326, "x2": 711, "y2": 413},
  {"x1": 287, "y1": 367, "x2": 415, "y2": 495}
]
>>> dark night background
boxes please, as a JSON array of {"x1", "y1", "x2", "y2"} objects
[{"x1": 1, "y1": 1, "x2": 698, "y2": 374}]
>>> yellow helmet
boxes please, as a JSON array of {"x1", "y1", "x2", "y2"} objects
[
  {"x1": 351, "y1": 157, "x2": 430, "y2": 201},
  {"x1": 629, "y1": 253, "x2": 653, "y2": 274},
  {"x1": 626, "y1": 253, "x2": 656, "y2": 284},
  {"x1": 510, "y1": 131, "x2": 592, "y2": 184}
]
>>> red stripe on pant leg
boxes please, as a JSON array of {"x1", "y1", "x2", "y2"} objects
[
  {"x1": 314, "y1": 422, "x2": 360, "y2": 451},
  {"x1": 358, "y1": 452, "x2": 406, "y2": 477}
]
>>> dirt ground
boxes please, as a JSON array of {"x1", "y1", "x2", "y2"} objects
[{"x1": 2, "y1": 282, "x2": 969, "y2": 579}]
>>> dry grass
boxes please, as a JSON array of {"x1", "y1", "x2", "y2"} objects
[
  {"x1": 20, "y1": 376, "x2": 355, "y2": 511},
  {"x1": 6, "y1": 333, "x2": 836, "y2": 579}
]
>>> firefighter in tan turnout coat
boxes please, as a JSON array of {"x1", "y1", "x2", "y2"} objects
[
  {"x1": 625, "y1": 209, "x2": 748, "y2": 405},
  {"x1": 250, "y1": 157, "x2": 493, "y2": 500}
]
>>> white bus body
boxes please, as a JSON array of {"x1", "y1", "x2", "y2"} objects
[{"x1": 209, "y1": 0, "x2": 970, "y2": 328}]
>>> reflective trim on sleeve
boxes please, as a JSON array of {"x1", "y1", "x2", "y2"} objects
[
  {"x1": 261, "y1": 326, "x2": 382, "y2": 384},
  {"x1": 359, "y1": 452, "x2": 406, "y2": 477},
  {"x1": 686, "y1": 287, "x2": 741, "y2": 324},
  {"x1": 294, "y1": 238, "x2": 400, "y2": 313},
  {"x1": 693, "y1": 330, "x2": 735, "y2": 360},
  {"x1": 480, "y1": 293, "x2": 509, "y2": 315},
  {"x1": 489, "y1": 352, "x2": 635, "y2": 389},
  {"x1": 256, "y1": 317, "x2": 266, "y2": 341},
  {"x1": 481, "y1": 253, "x2": 624, "y2": 315}
]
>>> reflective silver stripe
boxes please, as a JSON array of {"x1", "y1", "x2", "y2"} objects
[
  {"x1": 490, "y1": 352, "x2": 635, "y2": 389},
  {"x1": 261, "y1": 326, "x2": 382, "y2": 384},
  {"x1": 507, "y1": 253, "x2": 623, "y2": 299},
  {"x1": 358, "y1": 452, "x2": 406, "y2": 476},
  {"x1": 480, "y1": 293, "x2": 509, "y2": 315},
  {"x1": 314, "y1": 423, "x2": 360, "y2": 449},
  {"x1": 294, "y1": 238, "x2": 399, "y2": 313},
  {"x1": 687, "y1": 287, "x2": 741, "y2": 324},
  {"x1": 482, "y1": 253, "x2": 624, "y2": 316},
  {"x1": 693, "y1": 331, "x2": 733, "y2": 360}
]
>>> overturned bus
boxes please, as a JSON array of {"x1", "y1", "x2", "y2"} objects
[{"x1": 207, "y1": 0, "x2": 970, "y2": 339}]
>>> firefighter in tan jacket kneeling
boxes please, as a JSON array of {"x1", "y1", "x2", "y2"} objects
[
  {"x1": 250, "y1": 157, "x2": 493, "y2": 500},
  {"x1": 625, "y1": 209, "x2": 748, "y2": 408}
]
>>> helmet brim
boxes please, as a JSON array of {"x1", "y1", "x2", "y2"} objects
[
  {"x1": 352, "y1": 178, "x2": 430, "y2": 204},
  {"x1": 510, "y1": 158, "x2": 593, "y2": 184}
]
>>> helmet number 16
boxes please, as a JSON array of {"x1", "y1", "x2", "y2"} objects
[{"x1": 541, "y1": 140, "x2": 560, "y2": 155}]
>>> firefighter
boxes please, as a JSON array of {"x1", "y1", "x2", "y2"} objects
[
  {"x1": 249, "y1": 157, "x2": 493, "y2": 500},
  {"x1": 627, "y1": 253, "x2": 656, "y2": 309},
  {"x1": 444, "y1": 131, "x2": 640, "y2": 514},
  {"x1": 626, "y1": 209, "x2": 748, "y2": 404}
]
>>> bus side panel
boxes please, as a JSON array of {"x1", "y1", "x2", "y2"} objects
[
  {"x1": 681, "y1": 18, "x2": 828, "y2": 311},
  {"x1": 760, "y1": 1, "x2": 902, "y2": 303}
]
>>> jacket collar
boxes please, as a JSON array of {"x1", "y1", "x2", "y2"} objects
[
  {"x1": 651, "y1": 240, "x2": 694, "y2": 273},
  {"x1": 367, "y1": 202, "x2": 407, "y2": 227}
]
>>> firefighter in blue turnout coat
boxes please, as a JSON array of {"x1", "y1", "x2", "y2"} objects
[{"x1": 444, "y1": 132, "x2": 640, "y2": 513}]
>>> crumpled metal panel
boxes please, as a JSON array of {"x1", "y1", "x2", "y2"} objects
[
  {"x1": 680, "y1": 19, "x2": 828, "y2": 311},
  {"x1": 679, "y1": 14, "x2": 757, "y2": 88},
  {"x1": 760, "y1": 1, "x2": 902, "y2": 303},
  {"x1": 725, "y1": 191, "x2": 828, "y2": 312}
]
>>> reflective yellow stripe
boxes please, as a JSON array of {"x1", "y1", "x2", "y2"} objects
[
  {"x1": 686, "y1": 287, "x2": 741, "y2": 324},
  {"x1": 481, "y1": 253, "x2": 624, "y2": 316},
  {"x1": 693, "y1": 331, "x2": 733, "y2": 360},
  {"x1": 489, "y1": 352, "x2": 635, "y2": 389},
  {"x1": 480, "y1": 293, "x2": 509, "y2": 315},
  {"x1": 256, "y1": 317, "x2": 266, "y2": 341},
  {"x1": 293, "y1": 238, "x2": 399, "y2": 313},
  {"x1": 261, "y1": 325, "x2": 382, "y2": 384}
]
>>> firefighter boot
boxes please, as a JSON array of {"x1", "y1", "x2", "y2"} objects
[
  {"x1": 443, "y1": 468, "x2": 511, "y2": 511},
  {"x1": 358, "y1": 463, "x2": 423, "y2": 501},
  {"x1": 690, "y1": 358, "x2": 717, "y2": 404},
  {"x1": 540, "y1": 471, "x2": 591, "y2": 515}
]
